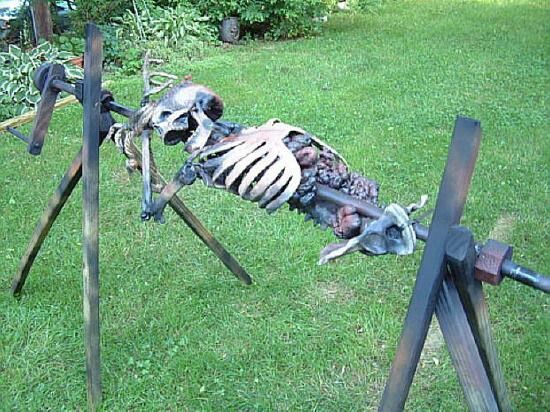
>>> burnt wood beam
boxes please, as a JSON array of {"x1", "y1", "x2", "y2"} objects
[
  {"x1": 379, "y1": 116, "x2": 482, "y2": 411},
  {"x1": 11, "y1": 144, "x2": 98, "y2": 296},
  {"x1": 447, "y1": 226, "x2": 512, "y2": 411},
  {"x1": 436, "y1": 274, "x2": 499, "y2": 411},
  {"x1": 123, "y1": 140, "x2": 253, "y2": 285},
  {"x1": 81, "y1": 23, "x2": 103, "y2": 411},
  {"x1": 28, "y1": 64, "x2": 65, "y2": 155}
]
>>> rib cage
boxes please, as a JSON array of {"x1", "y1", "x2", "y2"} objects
[{"x1": 197, "y1": 120, "x2": 304, "y2": 212}]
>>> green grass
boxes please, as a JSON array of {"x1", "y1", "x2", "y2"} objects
[{"x1": 1, "y1": 0, "x2": 548, "y2": 410}]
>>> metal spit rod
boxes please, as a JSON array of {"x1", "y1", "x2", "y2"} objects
[{"x1": 316, "y1": 184, "x2": 549, "y2": 293}]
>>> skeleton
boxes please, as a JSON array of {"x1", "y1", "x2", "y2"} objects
[{"x1": 110, "y1": 66, "x2": 427, "y2": 264}]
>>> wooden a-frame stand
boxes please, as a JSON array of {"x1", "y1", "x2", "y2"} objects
[
  {"x1": 379, "y1": 117, "x2": 512, "y2": 411},
  {"x1": 9, "y1": 24, "x2": 251, "y2": 411}
]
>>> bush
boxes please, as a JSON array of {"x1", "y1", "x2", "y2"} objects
[
  {"x1": 113, "y1": 2, "x2": 216, "y2": 48},
  {"x1": 52, "y1": 32, "x2": 85, "y2": 56},
  {"x1": 195, "y1": 0, "x2": 335, "y2": 39},
  {"x1": 109, "y1": 2, "x2": 216, "y2": 74},
  {"x1": 0, "y1": 42, "x2": 82, "y2": 121},
  {"x1": 71, "y1": 0, "x2": 132, "y2": 31}
]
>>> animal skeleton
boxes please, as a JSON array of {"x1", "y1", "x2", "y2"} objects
[{"x1": 110, "y1": 69, "x2": 426, "y2": 264}]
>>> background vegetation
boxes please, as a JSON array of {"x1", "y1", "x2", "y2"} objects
[
  {"x1": 0, "y1": 0, "x2": 351, "y2": 121},
  {"x1": 0, "y1": 0, "x2": 548, "y2": 410}
]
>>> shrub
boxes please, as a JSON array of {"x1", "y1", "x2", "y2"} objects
[
  {"x1": 52, "y1": 32, "x2": 85, "y2": 56},
  {"x1": 109, "y1": 2, "x2": 217, "y2": 74},
  {"x1": 71, "y1": 0, "x2": 132, "y2": 31},
  {"x1": 113, "y1": 2, "x2": 216, "y2": 48},
  {"x1": 0, "y1": 42, "x2": 82, "y2": 121},
  {"x1": 195, "y1": 0, "x2": 335, "y2": 39}
]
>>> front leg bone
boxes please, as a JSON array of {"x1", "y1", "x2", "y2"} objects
[
  {"x1": 150, "y1": 162, "x2": 198, "y2": 223},
  {"x1": 140, "y1": 129, "x2": 154, "y2": 221}
]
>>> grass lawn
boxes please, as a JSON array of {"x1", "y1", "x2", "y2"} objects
[{"x1": 1, "y1": 0, "x2": 548, "y2": 410}]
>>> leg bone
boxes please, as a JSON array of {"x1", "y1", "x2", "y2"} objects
[{"x1": 150, "y1": 162, "x2": 198, "y2": 223}]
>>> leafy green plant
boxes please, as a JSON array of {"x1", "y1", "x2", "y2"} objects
[
  {"x1": 195, "y1": 0, "x2": 334, "y2": 39},
  {"x1": 98, "y1": 24, "x2": 125, "y2": 67},
  {"x1": 107, "y1": 1, "x2": 216, "y2": 74},
  {"x1": 52, "y1": 32, "x2": 85, "y2": 56},
  {"x1": 194, "y1": 0, "x2": 242, "y2": 21},
  {"x1": 71, "y1": 0, "x2": 132, "y2": 31},
  {"x1": 2, "y1": 1, "x2": 35, "y2": 49},
  {"x1": 0, "y1": 42, "x2": 82, "y2": 121},
  {"x1": 113, "y1": 2, "x2": 216, "y2": 47}
]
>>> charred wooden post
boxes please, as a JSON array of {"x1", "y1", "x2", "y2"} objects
[
  {"x1": 446, "y1": 226, "x2": 512, "y2": 411},
  {"x1": 81, "y1": 23, "x2": 103, "y2": 411},
  {"x1": 11, "y1": 146, "x2": 96, "y2": 296},
  {"x1": 435, "y1": 272, "x2": 499, "y2": 410},
  {"x1": 28, "y1": 63, "x2": 65, "y2": 155},
  {"x1": 379, "y1": 116, "x2": 482, "y2": 411}
]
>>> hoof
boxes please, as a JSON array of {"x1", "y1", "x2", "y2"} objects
[{"x1": 153, "y1": 211, "x2": 166, "y2": 224}]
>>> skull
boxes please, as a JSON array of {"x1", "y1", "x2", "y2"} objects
[{"x1": 150, "y1": 81, "x2": 224, "y2": 152}]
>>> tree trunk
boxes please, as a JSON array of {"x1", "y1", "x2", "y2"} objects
[{"x1": 30, "y1": 0, "x2": 53, "y2": 44}]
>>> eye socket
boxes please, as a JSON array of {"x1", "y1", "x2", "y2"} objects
[
  {"x1": 159, "y1": 111, "x2": 172, "y2": 121},
  {"x1": 174, "y1": 112, "x2": 188, "y2": 125},
  {"x1": 386, "y1": 225, "x2": 402, "y2": 240}
]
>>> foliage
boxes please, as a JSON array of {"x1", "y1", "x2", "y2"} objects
[
  {"x1": 0, "y1": 42, "x2": 81, "y2": 121},
  {"x1": 1, "y1": 1, "x2": 78, "y2": 48},
  {"x1": 1, "y1": 1, "x2": 35, "y2": 49},
  {"x1": 113, "y1": 2, "x2": 216, "y2": 48},
  {"x1": 195, "y1": 0, "x2": 334, "y2": 39},
  {"x1": 51, "y1": 32, "x2": 84, "y2": 55},
  {"x1": 109, "y1": 2, "x2": 216, "y2": 74},
  {"x1": 71, "y1": 0, "x2": 132, "y2": 31},
  {"x1": 193, "y1": 0, "x2": 242, "y2": 21},
  {"x1": 70, "y1": 0, "x2": 218, "y2": 74}
]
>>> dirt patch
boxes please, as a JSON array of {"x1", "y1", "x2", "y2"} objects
[
  {"x1": 419, "y1": 319, "x2": 445, "y2": 368},
  {"x1": 111, "y1": 167, "x2": 132, "y2": 184},
  {"x1": 316, "y1": 280, "x2": 355, "y2": 304},
  {"x1": 488, "y1": 213, "x2": 517, "y2": 243}
]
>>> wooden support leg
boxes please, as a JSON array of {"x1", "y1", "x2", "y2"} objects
[
  {"x1": 152, "y1": 167, "x2": 253, "y2": 285},
  {"x1": 436, "y1": 274, "x2": 499, "y2": 411},
  {"x1": 82, "y1": 23, "x2": 103, "y2": 411},
  {"x1": 11, "y1": 149, "x2": 83, "y2": 295},
  {"x1": 124, "y1": 140, "x2": 253, "y2": 285},
  {"x1": 446, "y1": 226, "x2": 512, "y2": 411},
  {"x1": 379, "y1": 117, "x2": 482, "y2": 411},
  {"x1": 165, "y1": 188, "x2": 253, "y2": 285},
  {"x1": 140, "y1": 129, "x2": 153, "y2": 220}
]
